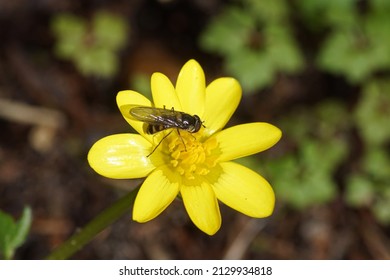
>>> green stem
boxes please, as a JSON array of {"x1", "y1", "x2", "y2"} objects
[{"x1": 46, "y1": 187, "x2": 139, "y2": 260}]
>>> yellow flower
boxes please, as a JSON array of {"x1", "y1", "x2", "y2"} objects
[{"x1": 88, "y1": 59, "x2": 282, "y2": 235}]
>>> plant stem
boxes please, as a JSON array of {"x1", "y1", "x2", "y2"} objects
[{"x1": 45, "y1": 187, "x2": 139, "y2": 260}]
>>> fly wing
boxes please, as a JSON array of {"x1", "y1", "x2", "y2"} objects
[{"x1": 123, "y1": 105, "x2": 180, "y2": 127}]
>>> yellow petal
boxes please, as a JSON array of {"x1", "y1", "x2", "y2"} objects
[
  {"x1": 175, "y1": 59, "x2": 205, "y2": 116},
  {"x1": 210, "y1": 122, "x2": 282, "y2": 162},
  {"x1": 151, "y1": 72, "x2": 182, "y2": 111},
  {"x1": 116, "y1": 90, "x2": 153, "y2": 140},
  {"x1": 203, "y1": 78, "x2": 242, "y2": 136},
  {"x1": 88, "y1": 134, "x2": 159, "y2": 179},
  {"x1": 181, "y1": 180, "x2": 221, "y2": 235},
  {"x1": 209, "y1": 162, "x2": 275, "y2": 217},
  {"x1": 133, "y1": 166, "x2": 180, "y2": 222}
]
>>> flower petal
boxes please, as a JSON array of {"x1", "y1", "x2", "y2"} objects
[
  {"x1": 88, "y1": 134, "x2": 159, "y2": 179},
  {"x1": 209, "y1": 162, "x2": 275, "y2": 217},
  {"x1": 210, "y1": 122, "x2": 282, "y2": 162},
  {"x1": 176, "y1": 59, "x2": 205, "y2": 116},
  {"x1": 181, "y1": 180, "x2": 221, "y2": 235},
  {"x1": 203, "y1": 78, "x2": 242, "y2": 136},
  {"x1": 151, "y1": 72, "x2": 182, "y2": 111},
  {"x1": 117, "y1": 90, "x2": 153, "y2": 141},
  {"x1": 133, "y1": 165, "x2": 180, "y2": 222}
]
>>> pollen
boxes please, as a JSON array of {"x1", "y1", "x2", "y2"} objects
[{"x1": 167, "y1": 131, "x2": 218, "y2": 180}]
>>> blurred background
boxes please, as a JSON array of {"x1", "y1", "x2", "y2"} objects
[{"x1": 1, "y1": 0, "x2": 390, "y2": 259}]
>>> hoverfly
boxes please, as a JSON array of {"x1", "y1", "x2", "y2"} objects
[{"x1": 124, "y1": 105, "x2": 204, "y2": 157}]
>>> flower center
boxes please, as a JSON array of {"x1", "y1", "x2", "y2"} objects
[{"x1": 166, "y1": 130, "x2": 218, "y2": 180}]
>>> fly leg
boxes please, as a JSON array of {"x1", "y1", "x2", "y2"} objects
[
  {"x1": 176, "y1": 129, "x2": 187, "y2": 152},
  {"x1": 147, "y1": 130, "x2": 173, "y2": 157}
]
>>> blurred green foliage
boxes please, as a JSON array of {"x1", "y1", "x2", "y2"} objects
[
  {"x1": 51, "y1": 11, "x2": 128, "y2": 77},
  {"x1": 200, "y1": 0, "x2": 390, "y2": 90},
  {"x1": 302, "y1": 0, "x2": 390, "y2": 83},
  {"x1": 200, "y1": 0, "x2": 303, "y2": 93},
  {"x1": 345, "y1": 80, "x2": 390, "y2": 224},
  {"x1": 130, "y1": 73, "x2": 153, "y2": 101},
  {"x1": 201, "y1": 0, "x2": 390, "y2": 225},
  {"x1": 241, "y1": 81, "x2": 390, "y2": 224},
  {"x1": 265, "y1": 101, "x2": 349, "y2": 209},
  {"x1": 0, "y1": 207, "x2": 32, "y2": 259},
  {"x1": 354, "y1": 81, "x2": 390, "y2": 147}
]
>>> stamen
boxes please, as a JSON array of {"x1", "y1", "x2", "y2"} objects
[{"x1": 166, "y1": 131, "x2": 219, "y2": 180}]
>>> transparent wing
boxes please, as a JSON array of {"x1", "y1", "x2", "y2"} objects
[{"x1": 123, "y1": 105, "x2": 180, "y2": 127}]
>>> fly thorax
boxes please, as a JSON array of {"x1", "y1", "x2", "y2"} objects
[{"x1": 167, "y1": 131, "x2": 218, "y2": 180}]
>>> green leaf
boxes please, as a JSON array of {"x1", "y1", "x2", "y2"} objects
[
  {"x1": 226, "y1": 49, "x2": 274, "y2": 93},
  {"x1": 297, "y1": 0, "x2": 358, "y2": 29},
  {"x1": 365, "y1": 12, "x2": 390, "y2": 48},
  {"x1": 317, "y1": 31, "x2": 353, "y2": 75},
  {"x1": 199, "y1": 6, "x2": 255, "y2": 55},
  {"x1": 0, "y1": 207, "x2": 32, "y2": 260},
  {"x1": 354, "y1": 81, "x2": 390, "y2": 146},
  {"x1": 318, "y1": 29, "x2": 385, "y2": 83},
  {"x1": 268, "y1": 145, "x2": 338, "y2": 210},
  {"x1": 371, "y1": 0, "x2": 390, "y2": 12},
  {"x1": 315, "y1": 2, "x2": 390, "y2": 83},
  {"x1": 51, "y1": 14, "x2": 87, "y2": 59},
  {"x1": 362, "y1": 147, "x2": 390, "y2": 180},
  {"x1": 316, "y1": 100, "x2": 351, "y2": 136},
  {"x1": 373, "y1": 194, "x2": 390, "y2": 225},
  {"x1": 323, "y1": 0, "x2": 358, "y2": 28},
  {"x1": 130, "y1": 73, "x2": 153, "y2": 100},
  {"x1": 246, "y1": 0, "x2": 288, "y2": 23},
  {"x1": 51, "y1": 12, "x2": 128, "y2": 78},
  {"x1": 93, "y1": 11, "x2": 128, "y2": 50},
  {"x1": 76, "y1": 48, "x2": 118, "y2": 77},
  {"x1": 266, "y1": 99, "x2": 351, "y2": 210},
  {"x1": 345, "y1": 174, "x2": 375, "y2": 206},
  {"x1": 265, "y1": 25, "x2": 304, "y2": 72}
]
